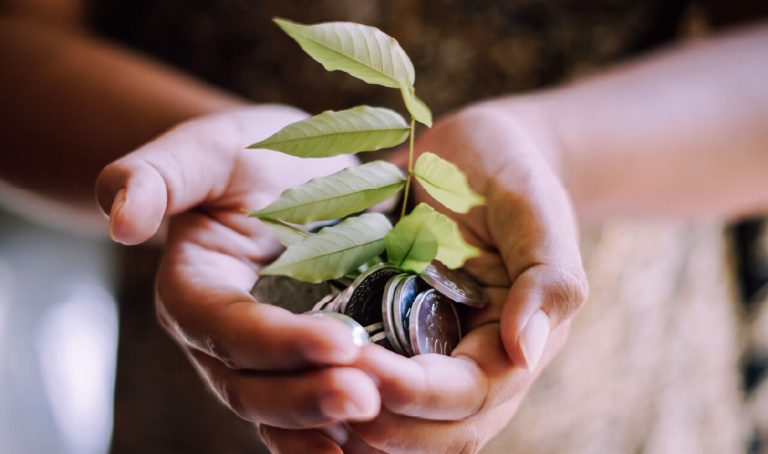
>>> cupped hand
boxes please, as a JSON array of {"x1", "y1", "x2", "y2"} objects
[
  {"x1": 95, "y1": 106, "x2": 381, "y2": 431},
  {"x1": 260, "y1": 104, "x2": 589, "y2": 453}
]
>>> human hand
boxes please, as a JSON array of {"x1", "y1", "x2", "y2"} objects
[
  {"x1": 259, "y1": 104, "x2": 589, "y2": 452},
  {"x1": 95, "y1": 105, "x2": 382, "y2": 431}
]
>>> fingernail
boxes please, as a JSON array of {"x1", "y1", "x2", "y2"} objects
[
  {"x1": 320, "y1": 423, "x2": 349, "y2": 445},
  {"x1": 519, "y1": 310, "x2": 550, "y2": 371},
  {"x1": 108, "y1": 189, "x2": 127, "y2": 243},
  {"x1": 320, "y1": 393, "x2": 367, "y2": 420}
]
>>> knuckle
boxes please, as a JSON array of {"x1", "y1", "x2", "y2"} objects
[
  {"x1": 204, "y1": 335, "x2": 237, "y2": 369},
  {"x1": 546, "y1": 266, "x2": 589, "y2": 318},
  {"x1": 315, "y1": 368, "x2": 348, "y2": 395},
  {"x1": 386, "y1": 379, "x2": 424, "y2": 415},
  {"x1": 353, "y1": 423, "x2": 391, "y2": 451},
  {"x1": 453, "y1": 426, "x2": 482, "y2": 454},
  {"x1": 255, "y1": 424, "x2": 273, "y2": 446},
  {"x1": 457, "y1": 438, "x2": 481, "y2": 454},
  {"x1": 217, "y1": 377, "x2": 248, "y2": 421}
]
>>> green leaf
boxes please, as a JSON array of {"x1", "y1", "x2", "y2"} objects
[
  {"x1": 400, "y1": 85, "x2": 432, "y2": 127},
  {"x1": 386, "y1": 203, "x2": 479, "y2": 272},
  {"x1": 421, "y1": 204, "x2": 481, "y2": 269},
  {"x1": 257, "y1": 218, "x2": 310, "y2": 246},
  {"x1": 248, "y1": 106, "x2": 410, "y2": 158},
  {"x1": 249, "y1": 161, "x2": 405, "y2": 224},
  {"x1": 413, "y1": 152, "x2": 485, "y2": 213},
  {"x1": 274, "y1": 18, "x2": 415, "y2": 89},
  {"x1": 384, "y1": 205, "x2": 438, "y2": 273},
  {"x1": 260, "y1": 213, "x2": 392, "y2": 283}
]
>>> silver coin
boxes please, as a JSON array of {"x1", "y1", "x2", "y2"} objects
[
  {"x1": 333, "y1": 280, "x2": 357, "y2": 313},
  {"x1": 369, "y1": 331, "x2": 388, "y2": 345},
  {"x1": 408, "y1": 289, "x2": 462, "y2": 355},
  {"x1": 251, "y1": 275, "x2": 334, "y2": 313},
  {"x1": 324, "y1": 291, "x2": 347, "y2": 313},
  {"x1": 307, "y1": 310, "x2": 369, "y2": 347},
  {"x1": 381, "y1": 274, "x2": 408, "y2": 355},
  {"x1": 420, "y1": 261, "x2": 487, "y2": 308},
  {"x1": 392, "y1": 275, "x2": 423, "y2": 357},
  {"x1": 364, "y1": 322, "x2": 385, "y2": 334},
  {"x1": 343, "y1": 264, "x2": 400, "y2": 327},
  {"x1": 311, "y1": 293, "x2": 337, "y2": 312}
]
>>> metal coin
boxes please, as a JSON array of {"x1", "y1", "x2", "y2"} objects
[
  {"x1": 324, "y1": 291, "x2": 347, "y2": 313},
  {"x1": 392, "y1": 275, "x2": 424, "y2": 357},
  {"x1": 307, "y1": 310, "x2": 369, "y2": 347},
  {"x1": 333, "y1": 282, "x2": 355, "y2": 313},
  {"x1": 420, "y1": 261, "x2": 487, "y2": 308},
  {"x1": 311, "y1": 293, "x2": 337, "y2": 312},
  {"x1": 364, "y1": 322, "x2": 385, "y2": 334},
  {"x1": 408, "y1": 289, "x2": 462, "y2": 356},
  {"x1": 369, "y1": 331, "x2": 388, "y2": 345},
  {"x1": 251, "y1": 275, "x2": 334, "y2": 313},
  {"x1": 343, "y1": 264, "x2": 400, "y2": 327},
  {"x1": 381, "y1": 274, "x2": 409, "y2": 355}
]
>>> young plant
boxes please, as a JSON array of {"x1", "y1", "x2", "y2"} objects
[{"x1": 247, "y1": 18, "x2": 484, "y2": 283}]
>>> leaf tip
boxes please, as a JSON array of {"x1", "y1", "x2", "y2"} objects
[{"x1": 272, "y1": 17, "x2": 292, "y2": 27}]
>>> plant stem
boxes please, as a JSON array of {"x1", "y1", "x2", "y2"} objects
[{"x1": 400, "y1": 116, "x2": 416, "y2": 220}]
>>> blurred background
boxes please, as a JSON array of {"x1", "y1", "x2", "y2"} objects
[{"x1": 1, "y1": 0, "x2": 768, "y2": 453}]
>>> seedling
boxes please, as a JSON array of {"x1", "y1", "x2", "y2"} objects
[{"x1": 247, "y1": 18, "x2": 484, "y2": 283}]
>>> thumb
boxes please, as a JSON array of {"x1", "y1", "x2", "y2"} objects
[
  {"x1": 95, "y1": 118, "x2": 237, "y2": 245},
  {"x1": 488, "y1": 164, "x2": 588, "y2": 371},
  {"x1": 499, "y1": 264, "x2": 588, "y2": 371},
  {"x1": 95, "y1": 106, "x2": 307, "y2": 245}
]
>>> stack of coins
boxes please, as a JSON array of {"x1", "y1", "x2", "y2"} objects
[{"x1": 252, "y1": 261, "x2": 486, "y2": 357}]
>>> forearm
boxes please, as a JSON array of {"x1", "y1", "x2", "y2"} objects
[
  {"x1": 491, "y1": 23, "x2": 768, "y2": 222},
  {"x1": 0, "y1": 14, "x2": 242, "y2": 210}
]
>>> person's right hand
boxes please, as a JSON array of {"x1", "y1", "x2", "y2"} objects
[
  {"x1": 95, "y1": 105, "x2": 381, "y2": 432},
  {"x1": 258, "y1": 102, "x2": 590, "y2": 453}
]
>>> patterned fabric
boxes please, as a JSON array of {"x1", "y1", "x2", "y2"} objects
[
  {"x1": 88, "y1": 0, "x2": 687, "y2": 115},
  {"x1": 735, "y1": 220, "x2": 768, "y2": 452}
]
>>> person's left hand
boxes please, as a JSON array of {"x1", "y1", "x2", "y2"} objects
[{"x1": 259, "y1": 104, "x2": 589, "y2": 453}]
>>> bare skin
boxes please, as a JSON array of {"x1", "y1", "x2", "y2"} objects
[{"x1": 2, "y1": 2, "x2": 767, "y2": 452}]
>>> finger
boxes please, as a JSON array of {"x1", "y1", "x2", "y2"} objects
[
  {"x1": 95, "y1": 118, "x2": 237, "y2": 245},
  {"x1": 351, "y1": 325, "x2": 570, "y2": 454},
  {"x1": 358, "y1": 323, "x2": 569, "y2": 422},
  {"x1": 94, "y1": 107, "x2": 305, "y2": 245},
  {"x1": 344, "y1": 429, "x2": 388, "y2": 454},
  {"x1": 500, "y1": 263, "x2": 587, "y2": 371},
  {"x1": 354, "y1": 345, "x2": 488, "y2": 420},
  {"x1": 258, "y1": 425, "x2": 342, "y2": 454},
  {"x1": 191, "y1": 351, "x2": 380, "y2": 428},
  {"x1": 157, "y1": 213, "x2": 362, "y2": 369},
  {"x1": 350, "y1": 408, "x2": 489, "y2": 454},
  {"x1": 487, "y1": 166, "x2": 588, "y2": 370},
  {"x1": 455, "y1": 322, "x2": 569, "y2": 409}
]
